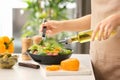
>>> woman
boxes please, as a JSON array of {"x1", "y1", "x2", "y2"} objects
[{"x1": 40, "y1": 0, "x2": 120, "y2": 80}]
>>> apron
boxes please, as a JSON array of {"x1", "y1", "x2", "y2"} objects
[{"x1": 90, "y1": 0, "x2": 120, "y2": 80}]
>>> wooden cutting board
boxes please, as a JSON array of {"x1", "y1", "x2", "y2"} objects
[{"x1": 43, "y1": 64, "x2": 92, "y2": 76}]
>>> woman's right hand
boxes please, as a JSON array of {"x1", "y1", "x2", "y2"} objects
[{"x1": 40, "y1": 20, "x2": 64, "y2": 36}]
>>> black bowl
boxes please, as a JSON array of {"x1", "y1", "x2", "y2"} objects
[{"x1": 27, "y1": 50, "x2": 72, "y2": 65}]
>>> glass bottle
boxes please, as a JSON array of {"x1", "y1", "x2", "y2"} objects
[{"x1": 59, "y1": 29, "x2": 116, "y2": 44}]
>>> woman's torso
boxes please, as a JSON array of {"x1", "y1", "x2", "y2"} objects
[{"x1": 90, "y1": 0, "x2": 120, "y2": 80}]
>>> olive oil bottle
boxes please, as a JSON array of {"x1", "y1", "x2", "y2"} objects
[{"x1": 59, "y1": 29, "x2": 115, "y2": 44}]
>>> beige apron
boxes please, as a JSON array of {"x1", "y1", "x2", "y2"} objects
[{"x1": 90, "y1": 0, "x2": 120, "y2": 80}]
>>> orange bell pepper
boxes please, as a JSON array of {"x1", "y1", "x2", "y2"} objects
[
  {"x1": 0, "y1": 44, "x2": 6, "y2": 54},
  {"x1": 0, "y1": 36, "x2": 14, "y2": 54}
]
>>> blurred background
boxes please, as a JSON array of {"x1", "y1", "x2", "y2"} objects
[{"x1": 0, "y1": 0, "x2": 91, "y2": 54}]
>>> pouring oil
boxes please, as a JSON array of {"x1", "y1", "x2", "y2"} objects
[{"x1": 59, "y1": 29, "x2": 116, "y2": 44}]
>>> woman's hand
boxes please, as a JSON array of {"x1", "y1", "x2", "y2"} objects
[
  {"x1": 40, "y1": 20, "x2": 64, "y2": 36},
  {"x1": 91, "y1": 12, "x2": 120, "y2": 41}
]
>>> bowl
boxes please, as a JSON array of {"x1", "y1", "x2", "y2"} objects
[
  {"x1": 0, "y1": 54, "x2": 18, "y2": 69},
  {"x1": 27, "y1": 50, "x2": 72, "y2": 65}
]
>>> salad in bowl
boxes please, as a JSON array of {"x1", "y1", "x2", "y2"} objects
[
  {"x1": 27, "y1": 38, "x2": 72, "y2": 64},
  {"x1": 29, "y1": 38, "x2": 72, "y2": 56}
]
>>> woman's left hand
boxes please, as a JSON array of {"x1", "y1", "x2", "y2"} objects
[{"x1": 91, "y1": 12, "x2": 120, "y2": 41}]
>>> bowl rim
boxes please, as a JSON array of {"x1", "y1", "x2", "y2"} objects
[{"x1": 27, "y1": 49, "x2": 73, "y2": 56}]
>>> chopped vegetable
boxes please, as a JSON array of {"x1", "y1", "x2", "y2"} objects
[
  {"x1": 61, "y1": 58, "x2": 80, "y2": 71},
  {"x1": 46, "y1": 65, "x2": 61, "y2": 71}
]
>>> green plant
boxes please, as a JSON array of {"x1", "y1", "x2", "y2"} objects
[{"x1": 21, "y1": 0, "x2": 75, "y2": 38}]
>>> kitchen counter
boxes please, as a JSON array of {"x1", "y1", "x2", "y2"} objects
[{"x1": 0, "y1": 54, "x2": 95, "y2": 80}]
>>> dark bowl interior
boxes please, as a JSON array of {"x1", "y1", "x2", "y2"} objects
[{"x1": 27, "y1": 50, "x2": 72, "y2": 65}]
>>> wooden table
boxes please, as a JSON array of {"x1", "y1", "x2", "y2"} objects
[{"x1": 0, "y1": 54, "x2": 95, "y2": 80}]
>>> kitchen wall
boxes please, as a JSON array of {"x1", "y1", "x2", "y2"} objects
[{"x1": 13, "y1": 8, "x2": 29, "y2": 53}]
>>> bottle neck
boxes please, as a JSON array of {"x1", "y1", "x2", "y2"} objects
[{"x1": 68, "y1": 35, "x2": 79, "y2": 43}]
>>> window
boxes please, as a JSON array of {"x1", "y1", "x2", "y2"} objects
[{"x1": 0, "y1": 0, "x2": 26, "y2": 37}]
